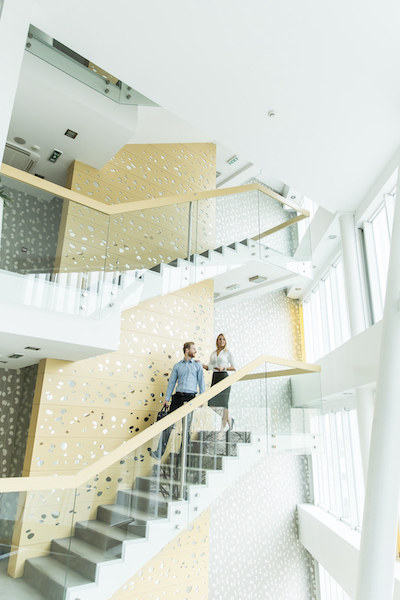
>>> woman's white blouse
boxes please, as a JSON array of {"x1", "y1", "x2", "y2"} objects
[{"x1": 207, "y1": 349, "x2": 236, "y2": 373}]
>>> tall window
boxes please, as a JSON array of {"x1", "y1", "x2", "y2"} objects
[
  {"x1": 310, "y1": 409, "x2": 364, "y2": 530},
  {"x1": 298, "y1": 196, "x2": 318, "y2": 243},
  {"x1": 302, "y1": 256, "x2": 351, "y2": 362},
  {"x1": 363, "y1": 190, "x2": 396, "y2": 322},
  {"x1": 318, "y1": 563, "x2": 352, "y2": 600}
]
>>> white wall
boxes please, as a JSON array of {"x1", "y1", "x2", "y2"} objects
[
  {"x1": 291, "y1": 321, "x2": 382, "y2": 407},
  {"x1": 298, "y1": 504, "x2": 400, "y2": 600}
]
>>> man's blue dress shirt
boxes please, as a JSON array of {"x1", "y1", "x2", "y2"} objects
[{"x1": 166, "y1": 358, "x2": 205, "y2": 402}]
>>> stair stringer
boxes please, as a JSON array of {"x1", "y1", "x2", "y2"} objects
[{"x1": 65, "y1": 434, "x2": 268, "y2": 600}]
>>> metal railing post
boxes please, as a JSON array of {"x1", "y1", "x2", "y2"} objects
[
  {"x1": 187, "y1": 201, "x2": 193, "y2": 261},
  {"x1": 178, "y1": 415, "x2": 188, "y2": 500}
]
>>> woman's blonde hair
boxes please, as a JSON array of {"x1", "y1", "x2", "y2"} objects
[{"x1": 215, "y1": 333, "x2": 227, "y2": 351}]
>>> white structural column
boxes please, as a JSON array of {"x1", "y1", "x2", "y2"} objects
[
  {"x1": 0, "y1": 0, "x2": 34, "y2": 161},
  {"x1": 355, "y1": 387, "x2": 374, "y2": 484},
  {"x1": 339, "y1": 213, "x2": 373, "y2": 481},
  {"x1": 339, "y1": 213, "x2": 366, "y2": 337},
  {"x1": 356, "y1": 167, "x2": 400, "y2": 600}
]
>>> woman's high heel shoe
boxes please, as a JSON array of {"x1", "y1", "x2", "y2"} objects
[{"x1": 228, "y1": 417, "x2": 235, "y2": 430}]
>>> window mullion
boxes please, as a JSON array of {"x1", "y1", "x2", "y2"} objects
[
  {"x1": 342, "y1": 410, "x2": 358, "y2": 528},
  {"x1": 319, "y1": 280, "x2": 332, "y2": 355},
  {"x1": 330, "y1": 266, "x2": 343, "y2": 347},
  {"x1": 363, "y1": 220, "x2": 383, "y2": 322}
]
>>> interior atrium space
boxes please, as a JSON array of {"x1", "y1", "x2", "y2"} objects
[{"x1": 1, "y1": 2, "x2": 400, "y2": 600}]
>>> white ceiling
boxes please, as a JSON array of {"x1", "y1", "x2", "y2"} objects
[{"x1": 30, "y1": 0, "x2": 400, "y2": 213}]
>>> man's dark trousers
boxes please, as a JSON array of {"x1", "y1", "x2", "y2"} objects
[{"x1": 155, "y1": 392, "x2": 196, "y2": 459}]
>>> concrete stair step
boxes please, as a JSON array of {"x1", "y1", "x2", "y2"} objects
[
  {"x1": 196, "y1": 430, "x2": 251, "y2": 443},
  {"x1": 24, "y1": 555, "x2": 91, "y2": 600},
  {"x1": 97, "y1": 503, "x2": 166, "y2": 527},
  {"x1": 117, "y1": 488, "x2": 169, "y2": 517},
  {"x1": 150, "y1": 465, "x2": 208, "y2": 485},
  {"x1": 74, "y1": 519, "x2": 142, "y2": 551},
  {"x1": 51, "y1": 536, "x2": 119, "y2": 581},
  {"x1": 168, "y1": 452, "x2": 223, "y2": 470}
]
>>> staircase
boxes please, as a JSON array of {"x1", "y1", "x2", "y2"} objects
[
  {"x1": 10, "y1": 429, "x2": 266, "y2": 600},
  {"x1": 2, "y1": 236, "x2": 310, "y2": 319},
  {"x1": 106, "y1": 236, "x2": 311, "y2": 314}
]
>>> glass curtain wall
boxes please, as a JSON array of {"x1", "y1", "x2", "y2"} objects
[
  {"x1": 302, "y1": 256, "x2": 350, "y2": 362},
  {"x1": 310, "y1": 408, "x2": 364, "y2": 530},
  {"x1": 317, "y1": 563, "x2": 352, "y2": 600},
  {"x1": 363, "y1": 189, "x2": 396, "y2": 323}
]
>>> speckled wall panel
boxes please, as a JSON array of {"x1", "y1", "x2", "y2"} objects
[
  {"x1": 8, "y1": 280, "x2": 213, "y2": 576},
  {"x1": 69, "y1": 144, "x2": 216, "y2": 204},
  {"x1": 0, "y1": 186, "x2": 63, "y2": 274},
  {"x1": 111, "y1": 509, "x2": 209, "y2": 600},
  {"x1": 209, "y1": 289, "x2": 316, "y2": 599},
  {"x1": 209, "y1": 455, "x2": 316, "y2": 600},
  {"x1": 215, "y1": 178, "x2": 296, "y2": 254},
  {"x1": 0, "y1": 365, "x2": 38, "y2": 545},
  {"x1": 56, "y1": 143, "x2": 216, "y2": 273}
]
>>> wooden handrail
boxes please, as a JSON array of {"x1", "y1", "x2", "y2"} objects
[
  {"x1": 0, "y1": 163, "x2": 309, "y2": 218},
  {"x1": 0, "y1": 354, "x2": 320, "y2": 493}
]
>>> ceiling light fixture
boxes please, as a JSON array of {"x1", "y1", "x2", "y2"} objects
[
  {"x1": 268, "y1": 111, "x2": 276, "y2": 118},
  {"x1": 249, "y1": 275, "x2": 268, "y2": 284},
  {"x1": 14, "y1": 136, "x2": 26, "y2": 145},
  {"x1": 295, "y1": 288, "x2": 301, "y2": 291},
  {"x1": 8, "y1": 353, "x2": 25, "y2": 359},
  {"x1": 24, "y1": 346, "x2": 41, "y2": 351},
  {"x1": 329, "y1": 235, "x2": 337, "y2": 240},
  {"x1": 64, "y1": 129, "x2": 78, "y2": 139},
  {"x1": 226, "y1": 284, "x2": 240, "y2": 291},
  {"x1": 227, "y1": 156, "x2": 239, "y2": 166}
]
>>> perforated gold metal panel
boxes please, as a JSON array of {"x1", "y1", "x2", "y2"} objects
[
  {"x1": 8, "y1": 281, "x2": 214, "y2": 577},
  {"x1": 111, "y1": 509, "x2": 209, "y2": 600},
  {"x1": 56, "y1": 143, "x2": 216, "y2": 273}
]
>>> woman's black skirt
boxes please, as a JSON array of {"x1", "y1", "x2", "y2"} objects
[{"x1": 208, "y1": 371, "x2": 231, "y2": 408}]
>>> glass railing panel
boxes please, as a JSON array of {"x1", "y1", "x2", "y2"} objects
[
  {"x1": 0, "y1": 486, "x2": 77, "y2": 598},
  {"x1": 0, "y1": 173, "x2": 110, "y2": 318},
  {"x1": 0, "y1": 358, "x2": 319, "y2": 598},
  {"x1": 269, "y1": 369, "x2": 322, "y2": 454},
  {"x1": 0, "y1": 170, "x2": 310, "y2": 316},
  {"x1": 259, "y1": 200, "x2": 313, "y2": 280},
  {"x1": 27, "y1": 26, "x2": 158, "y2": 107}
]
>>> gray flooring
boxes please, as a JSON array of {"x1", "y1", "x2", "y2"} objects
[{"x1": 0, "y1": 555, "x2": 45, "y2": 600}]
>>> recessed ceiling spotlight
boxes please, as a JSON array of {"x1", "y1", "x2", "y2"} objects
[
  {"x1": 295, "y1": 288, "x2": 301, "y2": 291},
  {"x1": 14, "y1": 136, "x2": 26, "y2": 145},
  {"x1": 329, "y1": 235, "x2": 337, "y2": 240},
  {"x1": 8, "y1": 353, "x2": 25, "y2": 359},
  {"x1": 226, "y1": 284, "x2": 240, "y2": 291},
  {"x1": 65, "y1": 129, "x2": 78, "y2": 139},
  {"x1": 268, "y1": 111, "x2": 276, "y2": 118},
  {"x1": 249, "y1": 275, "x2": 268, "y2": 284},
  {"x1": 24, "y1": 346, "x2": 41, "y2": 351}
]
